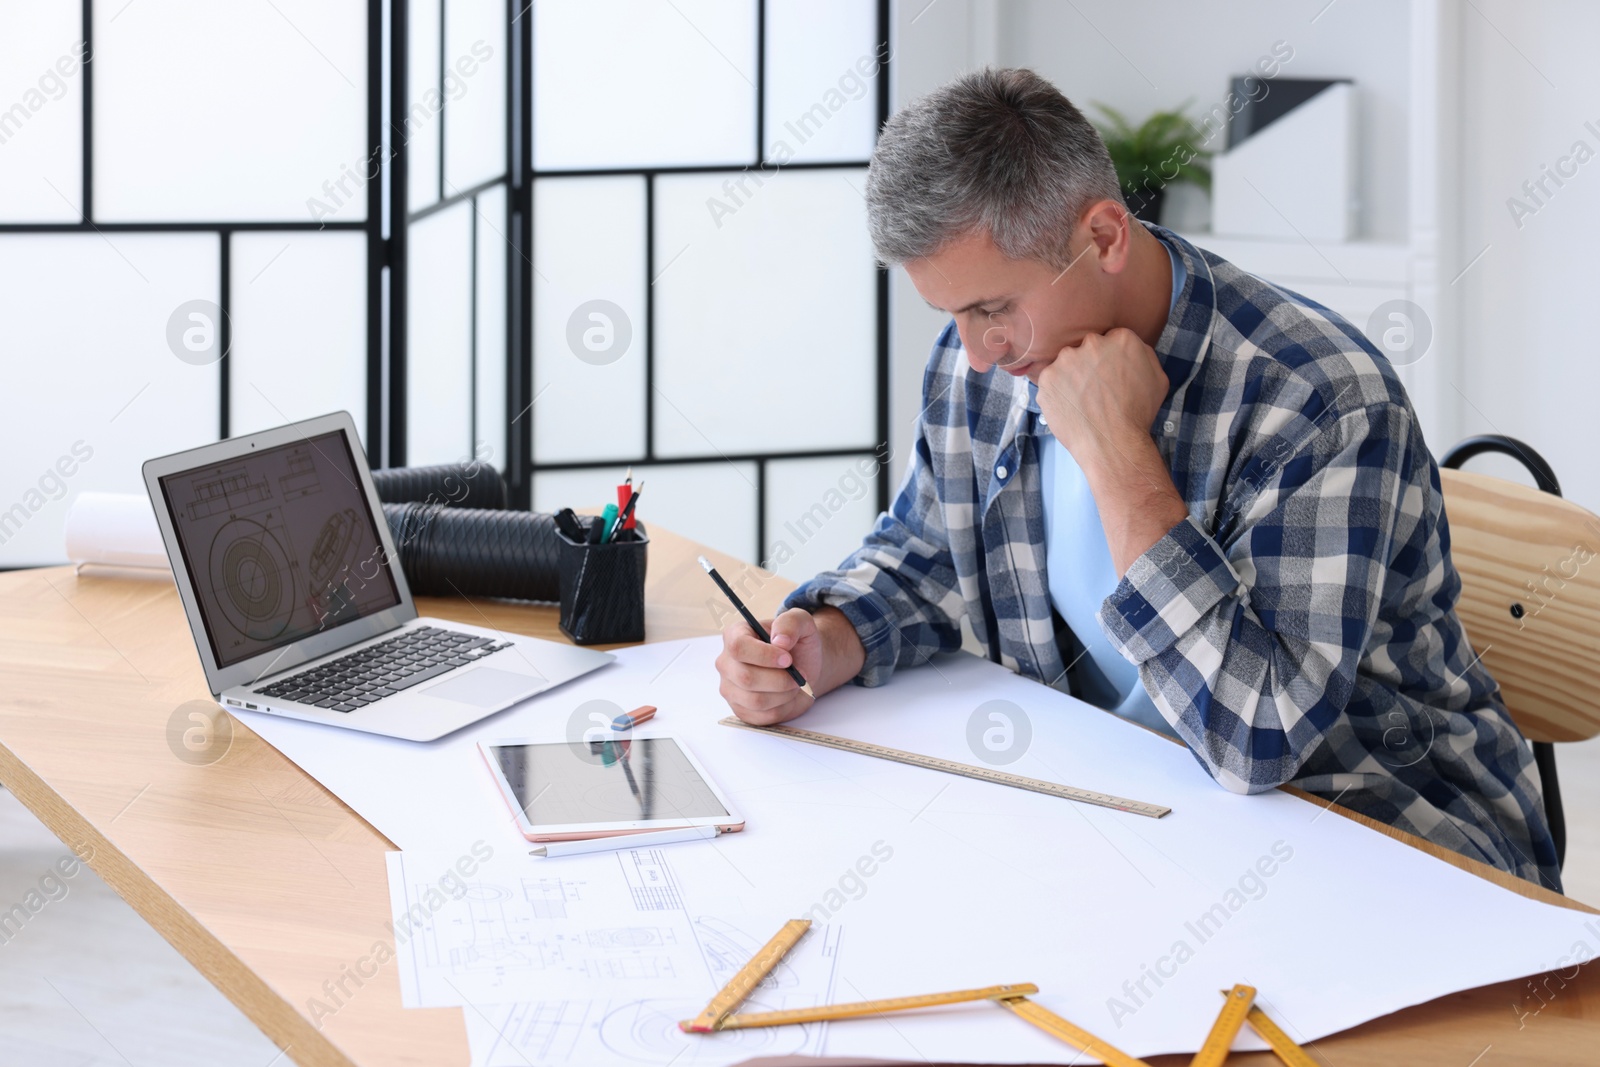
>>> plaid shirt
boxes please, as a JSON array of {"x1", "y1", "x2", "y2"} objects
[{"x1": 788, "y1": 225, "x2": 1560, "y2": 890}]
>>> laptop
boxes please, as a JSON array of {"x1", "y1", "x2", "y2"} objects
[{"x1": 143, "y1": 411, "x2": 614, "y2": 742}]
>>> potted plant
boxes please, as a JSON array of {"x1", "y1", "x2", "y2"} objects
[{"x1": 1092, "y1": 101, "x2": 1213, "y2": 224}]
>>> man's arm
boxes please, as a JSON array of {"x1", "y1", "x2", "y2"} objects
[
  {"x1": 716, "y1": 349, "x2": 969, "y2": 722},
  {"x1": 1039, "y1": 327, "x2": 1418, "y2": 792},
  {"x1": 1100, "y1": 400, "x2": 1415, "y2": 791}
]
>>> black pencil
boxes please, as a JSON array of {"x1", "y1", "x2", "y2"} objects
[{"x1": 698, "y1": 555, "x2": 813, "y2": 696}]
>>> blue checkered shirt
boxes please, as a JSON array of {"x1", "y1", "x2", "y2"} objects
[{"x1": 787, "y1": 226, "x2": 1560, "y2": 890}]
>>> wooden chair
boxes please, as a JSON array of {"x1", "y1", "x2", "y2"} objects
[{"x1": 1440, "y1": 435, "x2": 1600, "y2": 872}]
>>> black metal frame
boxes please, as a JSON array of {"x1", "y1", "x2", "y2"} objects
[
  {"x1": 1439, "y1": 433, "x2": 1568, "y2": 871},
  {"x1": 0, "y1": 2, "x2": 385, "y2": 450},
  {"x1": 401, "y1": 0, "x2": 893, "y2": 559}
]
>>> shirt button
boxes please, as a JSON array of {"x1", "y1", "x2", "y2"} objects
[
  {"x1": 1038, "y1": 414, "x2": 1048, "y2": 427},
  {"x1": 996, "y1": 465, "x2": 1008, "y2": 480},
  {"x1": 1163, "y1": 420, "x2": 1176, "y2": 433}
]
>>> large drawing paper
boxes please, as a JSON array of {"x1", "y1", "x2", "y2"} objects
[{"x1": 246, "y1": 637, "x2": 1596, "y2": 1062}]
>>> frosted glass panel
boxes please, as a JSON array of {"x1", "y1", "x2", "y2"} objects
[
  {"x1": 533, "y1": 462, "x2": 757, "y2": 565},
  {"x1": 532, "y1": 177, "x2": 646, "y2": 463},
  {"x1": 443, "y1": 0, "x2": 506, "y2": 194},
  {"x1": 407, "y1": 201, "x2": 473, "y2": 465},
  {"x1": 0, "y1": 234, "x2": 219, "y2": 566},
  {"x1": 763, "y1": 0, "x2": 879, "y2": 164},
  {"x1": 533, "y1": 0, "x2": 756, "y2": 170},
  {"x1": 407, "y1": 0, "x2": 442, "y2": 210},
  {"x1": 654, "y1": 170, "x2": 876, "y2": 457},
  {"x1": 95, "y1": 0, "x2": 366, "y2": 222},
  {"x1": 0, "y1": 4, "x2": 83, "y2": 221},
  {"x1": 230, "y1": 232, "x2": 367, "y2": 441},
  {"x1": 763, "y1": 455, "x2": 880, "y2": 581},
  {"x1": 474, "y1": 183, "x2": 508, "y2": 469}
]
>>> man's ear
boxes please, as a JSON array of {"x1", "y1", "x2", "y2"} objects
[{"x1": 1079, "y1": 199, "x2": 1133, "y2": 275}]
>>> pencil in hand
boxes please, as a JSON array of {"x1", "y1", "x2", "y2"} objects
[{"x1": 698, "y1": 555, "x2": 813, "y2": 697}]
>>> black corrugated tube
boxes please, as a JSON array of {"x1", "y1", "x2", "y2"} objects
[
  {"x1": 382, "y1": 502, "x2": 563, "y2": 602},
  {"x1": 370, "y1": 462, "x2": 508, "y2": 510}
]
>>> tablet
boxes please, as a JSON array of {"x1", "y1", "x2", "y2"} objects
[{"x1": 480, "y1": 736, "x2": 745, "y2": 842}]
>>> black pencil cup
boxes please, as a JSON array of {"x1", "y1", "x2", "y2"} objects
[{"x1": 557, "y1": 522, "x2": 649, "y2": 645}]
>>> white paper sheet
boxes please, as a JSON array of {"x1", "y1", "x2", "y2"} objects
[
  {"x1": 246, "y1": 636, "x2": 1599, "y2": 1063},
  {"x1": 385, "y1": 845, "x2": 840, "y2": 1010},
  {"x1": 385, "y1": 844, "x2": 841, "y2": 1065}
]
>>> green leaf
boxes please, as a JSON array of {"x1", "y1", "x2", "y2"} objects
[{"x1": 1092, "y1": 98, "x2": 1213, "y2": 194}]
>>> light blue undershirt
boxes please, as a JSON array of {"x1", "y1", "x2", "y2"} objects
[{"x1": 1037, "y1": 242, "x2": 1184, "y2": 739}]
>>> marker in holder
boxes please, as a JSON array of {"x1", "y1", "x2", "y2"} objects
[{"x1": 556, "y1": 519, "x2": 648, "y2": 645}]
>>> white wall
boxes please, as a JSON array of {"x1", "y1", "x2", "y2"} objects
[
  {"x1": 1456, "y1": 0, "x2": 1600, "y2": 512},
  {"x1": 997, "y1": 0, "x2": 1413, "y2": 242}
]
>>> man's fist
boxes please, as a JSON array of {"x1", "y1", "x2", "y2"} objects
[
  {"x1": 715, "y1": 607, "x2": 821, "y2": 726},
  {"x1": 1036, "y1": 327, "x2": 1169, "y2": 462}
]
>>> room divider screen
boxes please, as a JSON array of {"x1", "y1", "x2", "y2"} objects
[
  {"x1": 0, "y1": 0, "x2": 889, "y2": 583},
  {"x1": 402, "y1": 0, "x2": 892, "y2": 573}
]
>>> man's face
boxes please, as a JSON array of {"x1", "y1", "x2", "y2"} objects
[{"x1": 903, "y1": 216, "x2": 1119, "y2": 384}]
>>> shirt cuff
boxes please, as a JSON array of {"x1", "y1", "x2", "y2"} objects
[
  {"x1": 1098, "y1": 515, "x2": 1242, "y2": 664},
  {"x1": 783, "y1": 581, "x2": 897, "y2": 688}
]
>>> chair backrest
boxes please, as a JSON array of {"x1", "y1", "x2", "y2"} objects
[{"x1": 1440, "y1": 467, "x2": 1600, "y2": 743}]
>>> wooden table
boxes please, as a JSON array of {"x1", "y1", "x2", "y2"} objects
[{"x1": 0, "y1": 524, "x2": 1595, "y2": 1066}]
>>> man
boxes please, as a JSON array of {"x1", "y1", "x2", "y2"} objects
[{"x1": 715, "y1": 69, "x2": 1558, "y2": 890}]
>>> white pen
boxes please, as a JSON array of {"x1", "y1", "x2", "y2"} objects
[{"x1": 529, "y1": 824, "x2": 722, "y2": 858}]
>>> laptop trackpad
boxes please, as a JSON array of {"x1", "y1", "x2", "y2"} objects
[{"x1": 419, "y1": 667, "x2": 540, "y2": 707}]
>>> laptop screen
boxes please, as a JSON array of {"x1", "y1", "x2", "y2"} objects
[{"x1": 158, "y1": 430, "x2": 402, "y2": 669}]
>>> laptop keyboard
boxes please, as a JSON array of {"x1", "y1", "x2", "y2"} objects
[{"x1": 257, "y1": 625, "x2": 512, "y2": 712}]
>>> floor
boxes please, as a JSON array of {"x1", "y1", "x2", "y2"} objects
[
  {"x1": 2, "y1": 738, "x2": 1599, "y2": 1064},
  {"x1": 0, "y1": 787, "x2": 282, "y2": 1067}
]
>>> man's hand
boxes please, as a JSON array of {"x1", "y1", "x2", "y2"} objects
[
  {"x1": 715, "y1": 606, "x2": 866, "y2": 725},
  {"x1": 1035, "y1": 327, "x2": 1168, "y2": 462},
  {"x1": 716, "y1": 608, "x2": 820, "y2": 725},
  {"x1": 1036, "y1": 328, "x2": 1190, "y2": 576}
]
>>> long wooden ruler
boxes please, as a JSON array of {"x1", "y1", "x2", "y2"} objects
[
  {"x1": 719, "y1": 715, "x2": 1170, "y2": 819},
  {"x1": 717, "y1": 983, "x2": 1038, "y2": 1030}
]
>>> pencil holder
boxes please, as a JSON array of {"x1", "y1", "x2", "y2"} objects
[{"x1": 557, "y1": 522, "x2": 649, "y2": 645}]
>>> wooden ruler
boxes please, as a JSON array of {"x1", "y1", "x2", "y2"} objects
[
  {"x1": 681, "y1": 919, "x2": 1151, "y2": 1062},
  {"x1": 716, "y1": 983, "x2": 1037, "y2": 1030},
  {"x1": 680, "y1": 919, "x2": 811, "y2": 1033},
  {"x1": 719, "y1": 716, "x2": 1170, "y2": 819},
  {"x1": 1192, "y1": 984, "x2": 1256, "y2": 1067},
  {"x1": 996, "y1": 995, "x2": 1152, "y2": 1067},
  {"x1": 1230, "y1": 992, "x2": 1318, "y2": 1067}
]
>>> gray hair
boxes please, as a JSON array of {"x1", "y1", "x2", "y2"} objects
[{"x1": 865, "y1": 68, "x2": 1124, "y2": 270}]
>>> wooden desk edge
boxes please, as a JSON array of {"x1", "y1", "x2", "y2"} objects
[
  {"x1": 0, "y1": 741, "x2": 360, "y2": 1067},
  {"x1": 1278, "y1": 784, "x2": 1591, "y2": 913}
]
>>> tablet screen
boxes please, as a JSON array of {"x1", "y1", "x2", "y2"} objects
[{"x1": 488, "y1": 739, "x2": 730, "y2": 828}]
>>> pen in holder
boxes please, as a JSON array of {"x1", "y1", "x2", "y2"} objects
[{"x1": 557, "y1": 520, "x2": 649, "y2": 645}]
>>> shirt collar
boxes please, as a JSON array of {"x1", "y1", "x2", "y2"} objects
[{"x1": 1145, "y1": 222, "x2": 1215, "y2": 409}]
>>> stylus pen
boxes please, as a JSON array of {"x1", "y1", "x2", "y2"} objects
[
  {"x1": 530, "y1": 824, "x2": 721, "y2": 858},
  {"x1": 697, "y1": 555, "x2": 813, "y2": 697}
]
